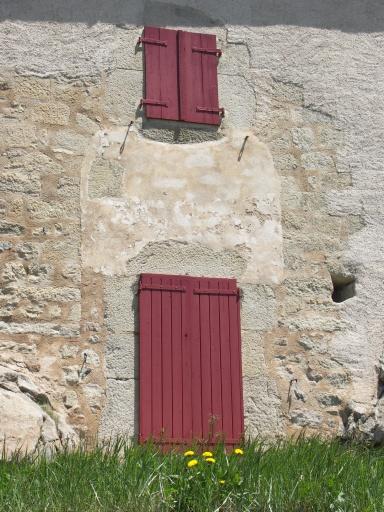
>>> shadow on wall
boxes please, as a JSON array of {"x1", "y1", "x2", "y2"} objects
[{"x1": 0, "y1": 0, "x2": 383, "y2": 33}]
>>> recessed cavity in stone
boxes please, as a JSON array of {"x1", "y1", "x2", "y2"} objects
[{"x1": 331, "y1": 275, "x2": 356, "y2": 303}]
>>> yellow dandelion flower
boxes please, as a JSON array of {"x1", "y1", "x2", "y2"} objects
[
  {"x1": 205, "y1": 457, "x2": 216, "y2": 464},
  {"x1": 202, "y1": 451, "x2": 213, "y2": 457},
  {"x1": 233, "y1": 448, "x2": 244, "y2": 455},
  {"x1": 219, "y1": 480, "x2": 225, "y2": 485},
  {"x1": 184, "y1": 450, "x2": 195, "y2": 457},
  {"x1": 187, "y1": 459, "x2": 198, "y2": 468}
]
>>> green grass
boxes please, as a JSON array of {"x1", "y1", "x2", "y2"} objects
[{"x1": 1, "y1": 438, "x2": 383, "y2": 512}]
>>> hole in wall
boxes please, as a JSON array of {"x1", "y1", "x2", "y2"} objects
[{"x1": 331, "y1": 274, "x2": 356, "y2": 303}]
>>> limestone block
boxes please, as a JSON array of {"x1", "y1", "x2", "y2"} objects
[
  {"x1": 104, "y1": 276, "x2": 138, "y2": 334},
  {"x1": 104, "y1": 69, "x2": 142, "y2": 124},
  {"x1": 63, "y1": 366, "x2": 80, "y2": 385},
  {"x1": 99, "y1": 378, "x2": 137, "y2": 439},
  {"x1": 88, "y1": 158, "x2": 124, "y2": 198},
  {"x1": 219, "y1": 43, "x2": 250, "y2": 76},
  {"x1": 241, "y1": 331, "x2": 265, "y2": 378},
  {"x1": 64, "y1": 390, "x2": 78, "y2": 409},
  {"x1": 291, "y1": 127, "x2": 315, "y2": 151},
  {"x1": 76, "y1": 113, "x2": 100, "y2": 134},
  {"x1": 51, "y1": 129, "x2": 89, "y2": 155},
  {"x1": 60, "y1": 344, "x2": 79, "y2": 359},
  {"x1": 0, "y1": 171, "x2": 40, "y2": 195},
  {"x1": 13, "y1": 77, "x2": 51, "y2": 100},
  {"x1": 0, "y1": 322, "x2": 79, "y2": 337},
  {"x1": 0, "y1": 388, "x2": 44, "y2": 455},
  {"x1": 0, "y1": 121, "x2": 37, "y2": 149},
  {"x1": 301, "y1": 152, "x2": 334, "y2": 171},
  {"x1": 290, "y1": 409, "x2": 323, "y2": 428},
  {"x1": 16, "y1": 242, "x2": 39, "y2": 260},
  {"x1": 0, "y1": 221, "x2": 24, "y2": 235},
  {"x1": 243, "y1": 376, "x2": 283, "y2": 437},
  {"x1": 82, "y1": 349, "x2": 100, "y2": 368},
  {"x1": 112, "y1": 29, "x2": 143, "y2": 71},
  {"x1": 317, "y1": 393, "x2": 342, "y2": 407},
  {"x1": 105, "y1": 333, "x2": 137, "y2": 380},
  {"x1": 218, "y1": 74, "x2": 256, "y2": 128},
  {"x1": 83, "y1": 383, "x2": 104, "y2": 411},
  {"x1": 30, "y1": 102, "x2": 70, "y2": 126},
  {"x1": 240, "y1": 284, "x2": 277, "y2": 331}
]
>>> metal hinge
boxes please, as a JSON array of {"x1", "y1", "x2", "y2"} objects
[
  {"x1": 196, "y1": 106, "x2": 225, "y2": 117},
  {"x1": 193, "y1": 288, "x2": 238, "y2": 296},
  {"x1": 138, "y1": 36, "x2": 167, "y2": 47},
  {"x1": 140, "y1": 98, "x2": 168, "y2": 108},
  {"x1": 140, "y1": 283, "x2": 186, "y2": 292},
  {"x1": 192, "y1": 47, "x2": 222, "y2": 57}
]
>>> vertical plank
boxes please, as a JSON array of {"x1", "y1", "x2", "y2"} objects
[
  {"x1": 199, "y1": 278, "x2": 212, "y2": 442},
  {"x1": 182, "y1": 276, "x2": 193, "y2": 441},
  {"x1": 179, "y1": 30, "x2": 221, "y2": 125},
  {"x1": 191, "y1": 277, "x2": 202, "y2": 441},
  {"x1": 171, "y1": 277, "x2": 183, "y2": 441},
  {"x1": 161, "y1": 275, "x2": 173, "y2": 440},
  {"x1": 200, "y1": 33, "x2": 220, "y2": 125},
  {"x1": 159, "y1": 28, "x2": 179, "y2": 120},
  {"x1": 143, "y1": 27, "x2": 161, "y2": 120},
  {"x1": 139, "y1": 274, "x2": 152, "y2": 442},
  {"x1": 209, "y1": 278, "x2": 223, "y2": 440},
  {"x1": 218, "y1": 278, "x2": 233, "y2": 443},
  {"x1": 229, "y1": 288, "x2": 243, "y2": 442},
  {"x1": 143, "y1": 27, "x2": 179, "y2": 121},
  {"x1": 151, "y1": 275, "x2": 163, "y2": 439}
]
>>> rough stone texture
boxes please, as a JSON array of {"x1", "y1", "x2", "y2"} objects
[{"x1": 0, "y1": 1, "x2": 383, "y2": 446}]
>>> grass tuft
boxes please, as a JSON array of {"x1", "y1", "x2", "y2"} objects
[{"x1": 0, "y1": 437, "x2": 383, "y2": 511}]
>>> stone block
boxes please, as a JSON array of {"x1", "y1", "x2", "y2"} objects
[
  {"x1": 99, "y1": 378, "x2": 137, "y2": 439},
  {"x1": 240, "y1": 284, "x2": 277, "y2": 331},
  {"x1": 83, "y1": 383, "x2": 104, "y2": 412},
  {"x1": 106, "y1": 333, "x2": 137, "y2": 379},
  {"x1": 218, "y1": 74, "x2": 256, "y2": 128},
  {"x1": 76, "y1": 113, "x2": 100, "y2": 134},
  {"x1": 88, "y1": 158, "x2": 124, "y2": 198},
  {"x1": 292, "y1": 127, "x2": 315, "y2": 151},
  {"x1": 104, "y1": 276, "x2": 138, "y2": 334},
  {"x1": 30, "y1": 102, "x2": 70, "y2": 126},
  {"x1": 104, "y1": 69, "x2": 142, "y2": 124},
  {"x1": 290, "y1": 409, "x2": 322, "y2": 428},
  {"x1": 0, "y1": 171, "x2": 40, "y2": 195},
  {"x1": 243, "y1": 376, "x2": 283, "y2": 437},
  {"x1": 0, "y1": 221, "x2": 24, "y2": 235},
  {"x1": 241, "y1": 331, "x2": 265, "y2": 378},
  {"x1": 0, "y1": 121, "x2": 37, "y2": 149},
  {"x1": 301, "y1": 152, "x2": 334, "y2": 171},
  {"x1": 112, "y1": 29, "x2": 143, "y2": 71},
  {"x1": 51, "y1": 130, "x2": 89, "y2": 155}
]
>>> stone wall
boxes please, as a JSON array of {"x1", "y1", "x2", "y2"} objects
[{"x1": 1, "y1": 1, "x2": 384, "y2": 451}]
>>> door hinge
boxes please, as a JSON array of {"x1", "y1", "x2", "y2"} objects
[
  {"x1": 192, "y1": 47, "x2": 222, "y2": 57},
  {"x1": 140, "y1": 98, "x2": 168, "y2": 108},
  {"x1": 196, "y1": 106, "x2": 225, "y2": 117},
  {"x1": 138, "y1": 36, "x2": 167, "y2": 47}
]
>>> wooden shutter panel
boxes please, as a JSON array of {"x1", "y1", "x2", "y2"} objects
[
  {"x1": 178, "y1": 31, "x2": 222, "y2": 125},
  {"x1": 139, "y1": 273, "x2": 243, "y2": 447},
  {"x1": 141, "y1": 27, "x2": 179, "y2": 121}
]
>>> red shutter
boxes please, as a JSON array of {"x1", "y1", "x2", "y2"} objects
[
  {"x1": 139, "y1": 273, "x2": 243, "y2": 447},
  {"x1": 141, "y1": 27, "x2": 179, "y2": 121},
  {"x1": 178, "y1": 31, "x2": 222, "y2": 125}
]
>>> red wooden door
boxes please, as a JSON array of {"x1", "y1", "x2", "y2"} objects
[{"x1": 139, "y1": 273, "x2": 243, "y2": 447}]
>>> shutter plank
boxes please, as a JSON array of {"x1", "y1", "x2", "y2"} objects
[
  {"x1": 191, "y1": 277, "x2": 203, "y2": 440},
  {"x1": 209, "y1": 278, "x2": 223, "y2": 440},
  {"x1": 179, "y1": 30, "x2": 221, "y2": 125},
  {"x1": 182, "y1": 277, "x2": 193, "y2": 440},
  {"x1": 151, "y1": 275, "x2": 163, "y2": 438},
  {"x1": 161, "y1": 276, "x2": 173, "y2": 439},
  {"x1": 171, "y1": 276, "x2": 183, "y2": 441},
  {"x1": 200, "y1": 280, "x2": 212, "y2": 442},
  {"x1": 139, "y1": 274, "x2": 152, "y2": 443},
  {"x1": 229, "y1": 289, "x2": 243, "y2": 443},
  {"x1": 143, "y1": 27, "x2": 179, "y2": 121},
  {"x1": 219, "y1": 278, "x2": 233, "y2": 443}
]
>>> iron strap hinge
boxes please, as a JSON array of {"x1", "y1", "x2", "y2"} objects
[
  {"x1": 192, "y1": 46, "x2": 222, "y2": 57},
  {"x1": 138, "y1": 36, "x2": 167, "y2": 47},
  {"x1": 140, "y1": 98, "x2": 168, "y2": 108},
  {"x1": 193, "y1": 288, "x2": 238, "y2": 296},
  {"x1": 140, "y1": 283, "x2": 186, "y2": 292},
  {"x1": 196, "y1": 106, "x2": 225, "y2": 117}
]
